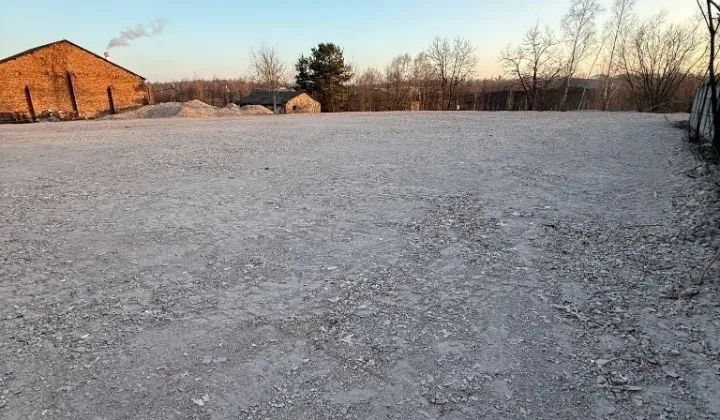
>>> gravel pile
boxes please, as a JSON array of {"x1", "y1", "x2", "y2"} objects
[{"x1": 101, "y1": 99, "x2": 272, "y2": 120}]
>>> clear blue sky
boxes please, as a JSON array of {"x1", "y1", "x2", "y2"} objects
[{"x1": 0, "y1": 0, "x2": 696, "y2": 82}]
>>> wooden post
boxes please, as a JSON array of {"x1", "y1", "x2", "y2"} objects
[
  {"x1": 66, "y1": 71, "x2": 79, "y2": 117},
  {"x1": 107, "y1": 86, "x2": 116, "y2": 114},
  {"x1": 24, "y1": 85, "x2": 36, "y2": 122}
]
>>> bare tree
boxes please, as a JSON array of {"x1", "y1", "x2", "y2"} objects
[
  {"x1": 385, "y1": 54, "x2": 413, "y2": 110},
  {"x1": 355, "y1": 67, "x2": 382, "y2": 111},
  {"x1": 619, "y1": 13, "x2": 704, "y2": 112},
  {"x1": 559, "y1": 0, "x2": 603, "y2": 110},
  {"x1": 499, "y1": 44, "x2": 530, "y2": 108},
  {"x1": 427, "y1": 37, "x2": 477, "y2": 110},
  {"x1": 600, "y1": 0, "x2": 636, "y2": 110},
  {"x1": 500, "y1": 23, "x2": 561, "y2": 110},
  {"x1": 250, "y1": 43, "x2": 287, "y2": 113},
  {"x1": 525, "y1": 25, "x2": 562, "y2": 110},
  {"x1": 411, "y1": 52, "x2": 435, "y2": 110},
  {"x1": 577, "y1": 30, "x2": 609, "y2": 110}
]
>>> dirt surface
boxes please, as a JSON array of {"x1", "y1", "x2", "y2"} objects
[{"x1": 1, "y1": 112, "x2": 718, "y2": 419}]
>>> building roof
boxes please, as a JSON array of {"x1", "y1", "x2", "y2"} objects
[
  {"x1": 237, "y1": 90, "x2": 307, "y2": 106},
  {"x1": 0, "y1": 39, "x2": 146, "y2": 80}
]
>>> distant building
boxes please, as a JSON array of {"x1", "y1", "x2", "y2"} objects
[
  {"x1": 0, "y1": 40, "x2": 152, "y2": 122},
  {"x1": 237, "y1": 90, "x2": 320, "y2": 114}
]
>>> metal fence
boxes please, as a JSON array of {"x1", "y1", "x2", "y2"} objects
[{"x1": 690, "y1": 81, "x2": 715, "y2": 142}]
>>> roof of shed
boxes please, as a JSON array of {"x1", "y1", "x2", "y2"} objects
[
  {"x1": 237, "y1": 90, "x2": 307, "y2": 106},
  {"x1": 0, "y1": 39, "x2": 146, "y2": 80}
]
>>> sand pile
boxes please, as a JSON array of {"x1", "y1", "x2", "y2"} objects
[{"x1": 101, "y1": 100, "x2": 272, "y2": 120}]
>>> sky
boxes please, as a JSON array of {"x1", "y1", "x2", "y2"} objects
[{"x1": 0, "y1": 0, "x2": 698, "y2": 82}]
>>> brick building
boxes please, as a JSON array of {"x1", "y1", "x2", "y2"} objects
[
  {"x1": 0, "y1": 40, "x2": 152, "y2": 122},
  {"x1": 237, "y1": 90, "x2": 321, "y2": 114}
]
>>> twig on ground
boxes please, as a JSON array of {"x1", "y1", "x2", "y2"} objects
[
  {"x1": 551, "y1": 304, "x2": 588, "y2": 326},
  {"x1": 623, "y1": 223, "x2": 664, "y2": 228},
  {"x1": 611, "y1": 385, "x2": 643, "y2": 392},
  {"x1": 645, "y1": 265, "x2": 675, "y2": 272},
  {"x1": 686, "y1": 164, "x2": 704, "y2": 178},
  {"x1": 697, "y1": 248, "x2": 720, "y2": 285}
]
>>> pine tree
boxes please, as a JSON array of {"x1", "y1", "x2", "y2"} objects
[
  {"x1": 295, "y1": 56, "x2": 313, "y2": 93},
  {"x1": 295, "y1": 43, "x2": 353, "y2": 112}
]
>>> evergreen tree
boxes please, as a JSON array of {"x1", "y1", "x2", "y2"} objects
[
  {"x1": 295, "y1": 43, "x2": 353, "y2": 112},
  {"x1": 295, "y1": 56, "x2": 313, "y2": 93}
]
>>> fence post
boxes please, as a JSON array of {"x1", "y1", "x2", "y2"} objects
[
  {"x1": 24, "y1": 85, "x2": 36, "y2": 122},
  {"x1": 107, "y1": 86, "x2": 116, "y2": 114},
  {"x1": 66, "y1": 71, "x2": 79, "y2": 117}
]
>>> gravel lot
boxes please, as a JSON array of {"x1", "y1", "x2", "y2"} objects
[{"x1": 1, "y1": 112, "x2": 718, "y2": 419}]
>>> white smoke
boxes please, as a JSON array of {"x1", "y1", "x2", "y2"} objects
[{"x1": 107, "y1": 18, "x2": 166, "y2": 49}]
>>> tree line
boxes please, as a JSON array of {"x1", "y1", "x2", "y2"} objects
[
  {"x1": 154, "y1": 0, "x2": 704, "y2": 113},
  {"x1": 502, "y1": 0, "x2": 703, "y2": 112}
]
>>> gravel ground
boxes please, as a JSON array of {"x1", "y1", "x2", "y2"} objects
[{"x1": 0, "y1": 112, "x2": 718, "y2": 419}]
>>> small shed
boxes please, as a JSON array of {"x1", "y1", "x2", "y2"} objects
[
  {"x1": 237, "y1": 90, "x2": 320, "y2": 114},
  {"x1": 0, "y1": 40, "x2": 152, "y2": 122}
]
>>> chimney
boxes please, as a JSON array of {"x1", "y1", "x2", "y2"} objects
[{"x1": 104, "y1": 51, "x2": 110, "y2": 59}]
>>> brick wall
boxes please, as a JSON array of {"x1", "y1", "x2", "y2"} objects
[
  {"x1": 0, "y1": 41, "x2": 150, "y2": 122},
  {"x1": 286, "y1": 93, "x2": 321, "y2": 114}
]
